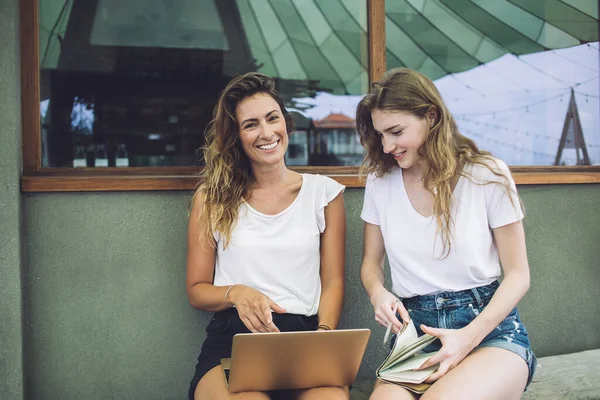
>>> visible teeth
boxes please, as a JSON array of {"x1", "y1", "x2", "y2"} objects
[
  {"x1": 393, "y1": 151, "x2": 406, "y2": 157},
  {"x1": 258, "y1": 141, "x2": 278, "y2": 150}
]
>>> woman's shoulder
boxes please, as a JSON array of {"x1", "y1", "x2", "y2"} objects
[
  {"x1": 463, "y1": 157, "x2": 511, "y2": 183},
  {"x1": 300, "y1": 174, "x2": 345, "y2": 211},
  {"x1": 302, "y1": 173, "x2": 344, "y2": 189},
  {"x1": 365, "y1": 167, "x2": 400, "y2": 187},
  {"x1": 189, "y1": 188, "x2": 206, "y2": 215}
]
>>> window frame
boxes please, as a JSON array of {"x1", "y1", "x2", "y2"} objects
[{"x1": 20, "y1": 0, "x2": 600, "y2": 192}]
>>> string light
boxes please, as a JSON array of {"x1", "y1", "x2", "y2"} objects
[
  {"x1": 458, "y1": 118, "x2": 600, "y2": 150},
  {"x1": 574, "y1": 90, "x2": 600, "y2": 99},
  {"x1": 461, "y1": 128, "x2": 555, "y2": 159},
  {"x1": 457, "y1": 116, "x2": 561, "y2": 142},
  {"x1": 550, "y1": 49, "x2": 599, "y2": 73},
  {"x1": 517, "y1": 55, "x2": 578, "y2": 87},
  {"x1": 456, "y1": 90, "x2": 568, "y2": 117}
]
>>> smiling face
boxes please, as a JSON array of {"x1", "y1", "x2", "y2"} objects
[
  {"x1": 236, "y1": 93, "x2": 289, "y2": 167},
  {"x1": 371, "y1": 108, "x2": 431, "y2": 171}
]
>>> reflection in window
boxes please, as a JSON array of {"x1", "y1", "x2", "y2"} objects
[
  {"x1": 385, "y1": 0, "x2": 599, "y2": 166},
  {"x1": 315, "y1": 113, "x2": 363, "y2": 166},
  {"x1": 38, "y1": 0, "x2": 368, "y2": 168},
  {"x1": 443, "y1": 45, "x2": 599, "y2": 167}
]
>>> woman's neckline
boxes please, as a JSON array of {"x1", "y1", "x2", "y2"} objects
[
  {"x1": 398, "y1": 167, "x2": 464, "y2": 220},
  {"x1": 243, "y1": 173, "x2": 305, "y2": 218}
]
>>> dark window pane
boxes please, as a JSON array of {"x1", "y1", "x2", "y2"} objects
[{"x1": 39, "y1": 0, "x2": 368, "y2": 168}]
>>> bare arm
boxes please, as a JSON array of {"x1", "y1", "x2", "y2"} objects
[
  {"x1": 463, "y1": 220, "x2": 530, "y2": 342},
  {"x1": 186, "y1": 195, "x2": 285, "y2": 332},
  {"x1": 360, "y1": 222, "x2": 386, "y2": 303},
  {"x1": 185, "y1": 193, "x2": 232, "y2": 312},
  {"x1": 317, "y1": 192, "x2": 346, "y2": 330},
  {"x1": 361, "y1": 222, "x2": 408, "y2": 332},
  {"x1": 420, "y1": 220, "x2": 531, "y2": 380}
]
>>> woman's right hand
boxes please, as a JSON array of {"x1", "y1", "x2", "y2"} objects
[
  {"x1": 371, "y1": 287, "x2": 409, "y2": 333},
  {"x1": 226, "y1": 285, "x2": 286, "y2": 333}
]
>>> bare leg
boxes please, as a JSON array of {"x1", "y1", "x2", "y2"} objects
[
  {"x1": 288, "y1": 386, "x2": 349, "y2": 400},
  {"x1": 194, "y1": 365, "x2": 271, "y2": 400},
  {"x1": 421, "y1": 347, "x2": 528, "y2": 400},
  {"x1": 369, "y1": 380, "x2": 418, "y2": 400}
]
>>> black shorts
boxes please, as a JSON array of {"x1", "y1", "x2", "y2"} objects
[{"x1": 188, "y1": 308, "x2": 318, "y2": 399}]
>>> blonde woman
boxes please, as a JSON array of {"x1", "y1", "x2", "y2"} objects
[
  {"x1": 356, "y1": 68, "x2": 536, "y2": 400},
  {"x1": 186, "y1": 72, "x2": 347, "y2": 400}
]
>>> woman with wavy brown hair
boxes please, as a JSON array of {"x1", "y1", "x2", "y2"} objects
[
  {"x1": 186, "y1": 72, "x2": 347, "y2": 400},
  {"x1": 357, "y1": 68, "x2": 536, "y2": 399}
]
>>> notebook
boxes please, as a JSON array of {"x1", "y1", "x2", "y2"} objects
[{"x1": 376, "y1": 319, "x2": 439, "y2": 394}]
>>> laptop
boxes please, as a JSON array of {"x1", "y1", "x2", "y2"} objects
[{"x1": 222, "y1": 328, "x2": 371, "y2": 393}]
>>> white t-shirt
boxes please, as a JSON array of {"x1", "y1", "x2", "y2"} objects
[
  {"x1": 213, "y1": 174, "x2": 345, "y2": 316},
  {"x1": 361, "y1": 158, "x2": 523, "y2": 298}
]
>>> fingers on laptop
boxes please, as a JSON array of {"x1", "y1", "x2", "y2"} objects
[
  {"x1": 239, "y1": 298, "x2": 283, "y2": 333},
  {"x1": 258, "y1": 301, "x2": 280, "y2": 332},
  {"x1": 243, "y1": 315, "x2": 271, "y2": 333}
]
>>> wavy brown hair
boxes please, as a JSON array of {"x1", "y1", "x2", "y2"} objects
[
  {"x1": 192, "y1": 72, "x2": 295, "y2": 248},
  {"x1": 356, "y1": 68, "x2": 520, "y2": 258}
]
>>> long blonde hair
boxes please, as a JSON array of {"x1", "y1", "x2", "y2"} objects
[
  {"x1": 356, "y1": 68, "x2": 520, "y2": 258},
  {"x1": 193, "y1": 72, "x2": 294, "y2": 248}
]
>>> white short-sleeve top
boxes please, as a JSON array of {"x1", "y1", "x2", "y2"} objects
[
  {"x1": 213, "y1": 174, "x2": 345, "y2": 316},
  {"x1": 361, "y1": 158, "x2": 523, "y2": 298}
]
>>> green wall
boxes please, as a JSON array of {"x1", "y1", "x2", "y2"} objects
[
  {"x1": 21, "y1": 186, "x2": 600, "y2": 400},
  {"x1": 0, "y1": 0, "x2": 24, "y2": 399}
]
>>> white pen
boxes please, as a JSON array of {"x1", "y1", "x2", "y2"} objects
[{"x1": 383, "y1": 299, "x2": 400, "y2": 345}]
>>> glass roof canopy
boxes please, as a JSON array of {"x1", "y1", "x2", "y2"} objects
[
  {"x1": 237, "y1": 0, "x2": 598, "y2": 94},
  {"x1": 39, "y1": 0, "x2": 598, "y2": 95}
]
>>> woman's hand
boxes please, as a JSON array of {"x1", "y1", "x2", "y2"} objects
[
  {"x1": 227, "y1": 285, "x2": 286, "y2": 333},
  {"x1": 371, "y1": 287, "x2": 409, "y2": 333},
  {"x1": 418, "y1": 325, "x2": 479, "y2": 382}
]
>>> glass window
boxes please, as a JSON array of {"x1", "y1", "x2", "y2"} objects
[
  {"x1": 385, "y1": 0, "x2": 599, "y2": 166},
  {"x1": 39, "y1": 0, "x2": 368, "y2": 168}
]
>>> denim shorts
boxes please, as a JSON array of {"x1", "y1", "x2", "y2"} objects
[
  {"x1": 400, "y1": 281, "x2": 537, "y2": 389},
  {"x1": 188, "y1": 308, "x2": 318, "y2": 399}
]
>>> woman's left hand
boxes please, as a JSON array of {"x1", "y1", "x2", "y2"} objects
[{"x1": 417, "y1": 325, "x2": 478, "y2": 383}]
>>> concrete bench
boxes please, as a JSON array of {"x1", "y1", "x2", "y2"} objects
[{"x1": 348, "y1": 349, "x2": 600, "y2": 399}]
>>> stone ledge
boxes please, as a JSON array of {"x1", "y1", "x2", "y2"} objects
[{"x1": 349, "y1": 349, "x2": 600, "y2": 400}]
